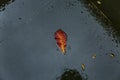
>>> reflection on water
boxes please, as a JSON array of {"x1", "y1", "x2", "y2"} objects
[
  {"x1": 0, "y1": 0, "x2": 15, "y2": 11},
  {"x1": 90, "y1": 0, "x2": 120, "y2": 41},
  {"x1": 80, "y1": 0, "x2": 120, "y2": 43},
  {"x1": 1, "y1": 0, "x2": 120, "y2": 80},
  {"x1": 57, "y1": 69, "x2": 83, "y2": 80}
]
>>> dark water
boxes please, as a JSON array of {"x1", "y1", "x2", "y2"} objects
[
  {"x1": 0, "y1": 0, "x2": 14, "y2": 11},
  {"x1": 85, "y1": 0, "x2": 120, "y2": 42},
  {"x1": 57, "y1": 69, "x2": 83, "y2": 80},
  {"x1": 0, "y1": 0, "x2": 120, "y2": 80}
]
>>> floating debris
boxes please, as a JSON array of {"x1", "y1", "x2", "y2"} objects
[
  {"x1": 18, "y1": 17, "x2": 22, "y2": 20},
  {"x1": 54, "y1": 29, "x2": 67, "y2": 55},
  {"x1": 81, "y1": 64, "x2": 85, "y2": 71},
  {"x1": 110, "y1": 53, "x2": 115, "y2": 58},
  {"x1": 97, "y1": 1, "x2": 101, "y2": 5},
  {"x1": 92, "y1": 54, "x2": 96, "y2": 59}
]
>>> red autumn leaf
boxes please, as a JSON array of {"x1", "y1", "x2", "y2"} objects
[{"x1": 54, "y1": 29, "x2": 67, "y2": 54}]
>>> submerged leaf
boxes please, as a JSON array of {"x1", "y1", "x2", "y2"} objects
[
  {"x1": 110, "y1": 53, "x2": 115, "y2": 58},
  {"x1": 92, "y1": 54, "x2": 96, "y2": 59},
  {"x1": 81, "y1": 64, "x2": 85, "y2": 71},
  {"x1": 54, "y1": 29, "x2": 67, "y2": 54}
]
